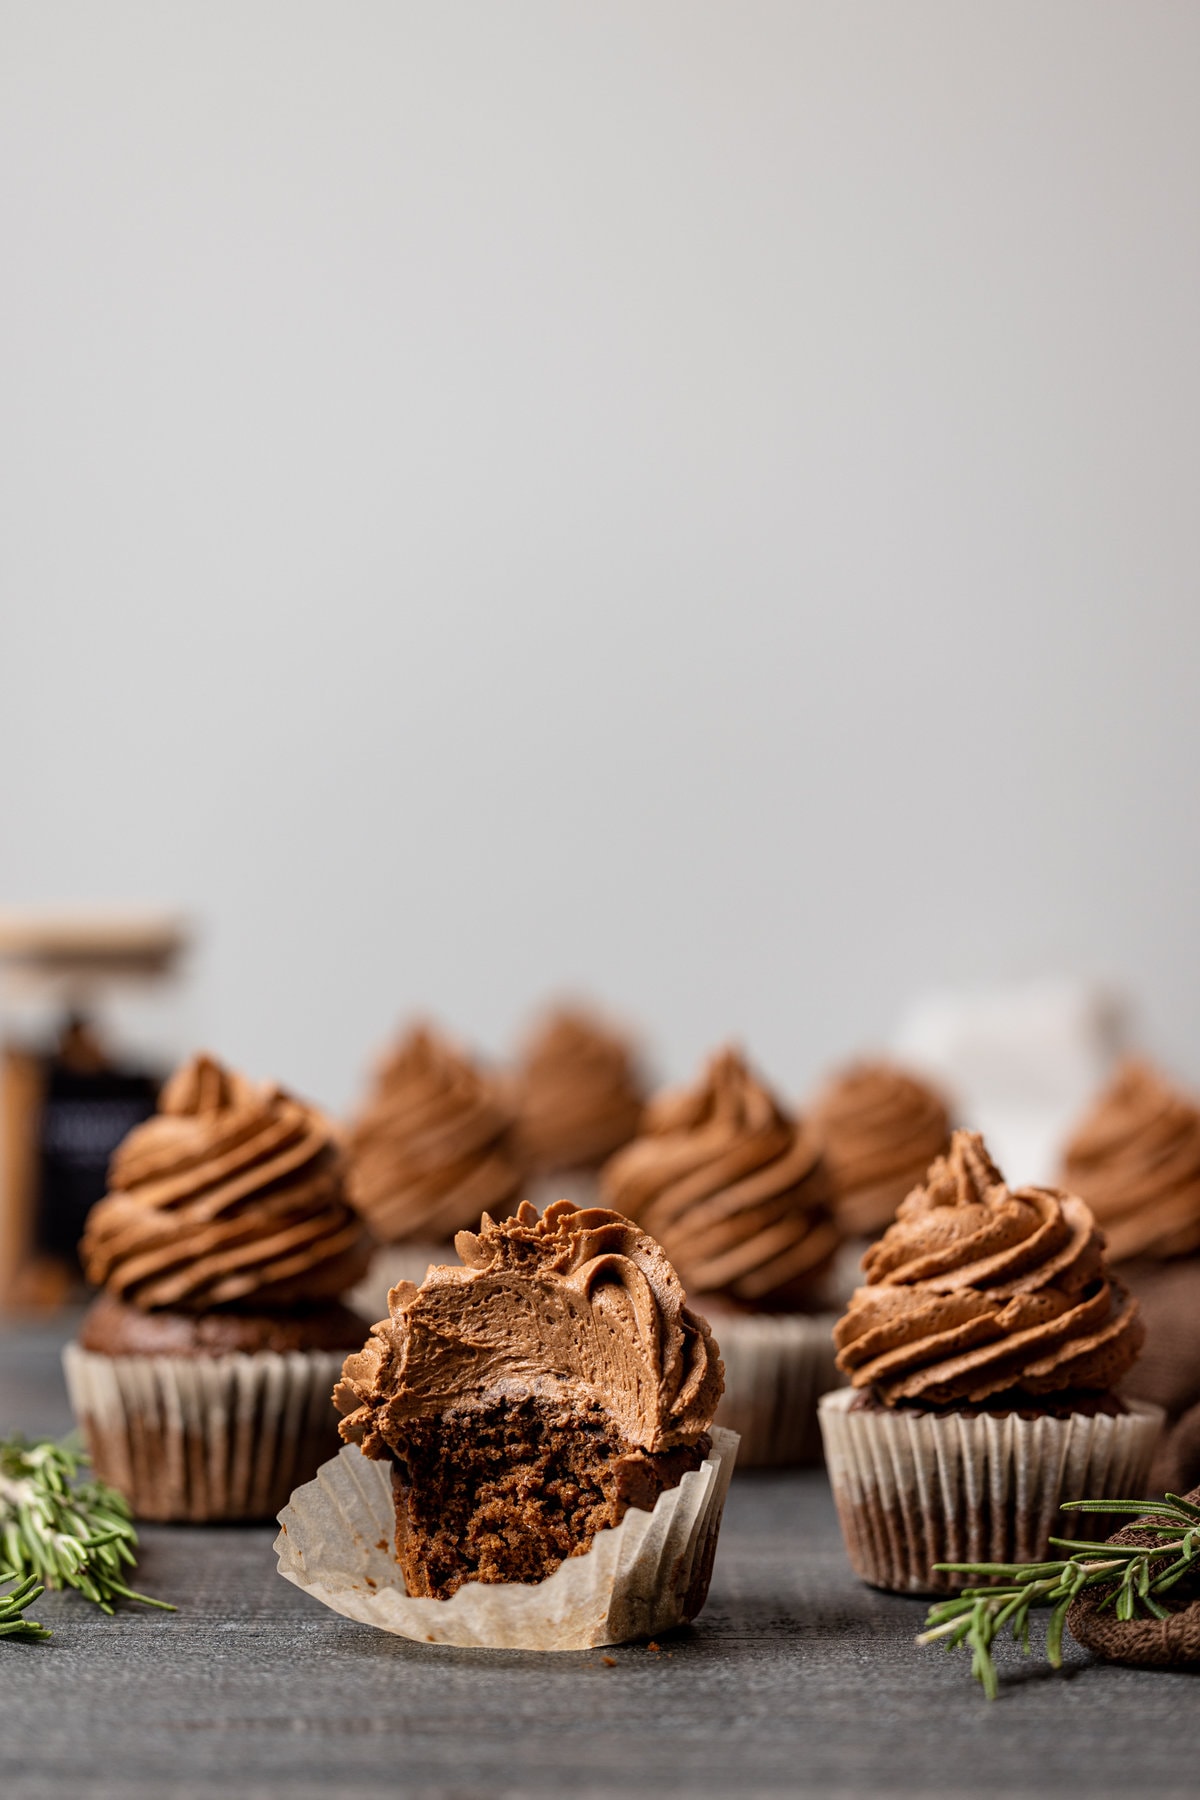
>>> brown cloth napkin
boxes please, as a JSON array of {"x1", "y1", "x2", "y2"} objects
[{"x1": 1067, "y1": 1482, "x2": 1200, "y2": 1668}]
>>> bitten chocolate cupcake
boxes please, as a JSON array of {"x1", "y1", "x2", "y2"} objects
[
  {"x1": 64, "y1": 1053, "x2": 372, "y2": 1521},
  {"x1": 1062, "y1": 1059, "x2": 1200, "y2": 1494},
  {"x1": 346, "y1": 1023, "x2": 523, "y2": 1315},
  {"x1": 809, "y1": 1060, "x2": 951, "y2": 1239},
  {"x1": 601, "y1": 1047, "x2": 841, "y2": 1465},
  {"x1": 511, "y1": 1005, "x2": 646, "y2": 1210},
  {"x1": 275, "y1": 1202, "x2": 736, "y2": 1650},
  {"x1": 819, "y1": 1130, "x2": 1160, "y2": 1594}
]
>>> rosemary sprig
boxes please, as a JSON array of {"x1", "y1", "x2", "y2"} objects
[
  {"x1": 0, "y1": 1571, "x2": 52, "y2": 1641},
  {"x1": 0, "y1": 1433, "x2": 174, "y2": 1632},
  {"x1": 917, "y1": 1492, "x2": 1200, "y2": 1699}
]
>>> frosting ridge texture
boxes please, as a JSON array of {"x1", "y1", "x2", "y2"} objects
[
  {"x1": 810, "y1": 1060, "x2": 951, "y2": 1237},
  {"x1": 1062, "y1": 1060, "x2": 1200, "y2": 1262},
  {"x1": 512, "y1": 1007, "x2": 645, "y2": 1172},
  {"x1": 599, "y1": 1047, "x2": 838, "y2": 1308},
  {"x1": 833, "y1": 1130, "x2": 1143, "y2": 1405},
  {"x1": 347, "y1": 1024, "x2": 522, "y2": 1244},
  {"x1": 81, "y1": 1053, "x2": 371, "y2": 1310},
  {"x1": 335, "y1": 1200, "x2": 723, "y2": 1456}
]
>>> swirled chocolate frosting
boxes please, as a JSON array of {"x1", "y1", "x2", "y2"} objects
[
  {"x1": 1061, "y1": 1060, "x2": 1200, "y2": 1262},
  {"x1": 347, "y1": 1024, "x2": 522, "y2": 1244},
  {"x1": 599, "y1": 1047, "x2": 838, "y2": 1309},
  {"x1": 335, "y1": 1200, "x2": 723, "y2": 1455},
  {"x1": 810, "y1": 1060, "x2": 951, "y2": 1237},
  {"x1": 512, "y1": 1006, "x2": 645, "y2": 1173},
  {"x1": 80, "y1": 1053, "x2": 371, "y2": 1310},
  {"x1": 833, "y1": 1130, "x2": 1143, "y2": 1405}
]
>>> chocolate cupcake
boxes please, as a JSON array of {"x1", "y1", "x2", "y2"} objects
[
  {"x1": 820, "y1": 1130, "x2": 1159, "y2": 1593},
  {"x1": 1062, "y1": 1059, "x2": 1200, "y2": 1493},
  {"x1": 809, "y1": 1060, "x2": 951, "y2": 1239},
  {"x1": 511, "y1": 1006, "x2": 646, "y2": 1210},
  {"x1": 275, "y1": 1202, "x2": 735, "y2": 1649},
  {"x1": 64, "y1": 1053, "x2": 372, "y2": 1521},
  {"x1": 346, "y1": 1023, "x2": 523, "y2": 1315},
  {"x1": 601, "y1": 1047, "x2": 841, "y2": 1465}
]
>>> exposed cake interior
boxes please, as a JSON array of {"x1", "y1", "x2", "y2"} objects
[
  {"x1": 391, "y1": 1394, "x2": 707, "y2": 1598},
  {"x1": 334, "y1": 1200, "x2": 724, "y2": 1600}
]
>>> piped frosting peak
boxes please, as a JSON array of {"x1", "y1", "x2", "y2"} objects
[
  {"x1": 600, "y1": 1047, "x2": 837, "y2": 1308},
  {"x1": 810, "y1": 1060, "x2": 951, "y2": 1237},
  {"x1": 347, "y1": 1023, "x2": 522, "y2": 1244},
  {"x1": 1062, "y1": 1060, "x2": 1200, "y2": 1262},
  {"x1": 834, "y1": 1130, "x2": 1143, "y2": 1405},
  {"x1": 335, "y1": 1199, "x2": 723, "y2": 1456},
  {"x1": 512, "y1": 1006, "x2": 645, "y2": 1172},
  {"x1": 81, "y1": 1052, "x2": 371, "y2": 1310}
]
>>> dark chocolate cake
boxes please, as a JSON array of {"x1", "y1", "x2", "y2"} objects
[{"x1": 335, "y1": 1200, "x2": 723, "y2": 1599}]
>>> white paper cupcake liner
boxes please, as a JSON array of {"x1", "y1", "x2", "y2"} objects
[
  {"x1": 274, "y1": 1425, "x2": 739, "y2": 1650},
  {"x1": 709, "y1": 1311, "x2": 843, "y2": 1466},
  {"x1": 348, "y1": 1242, "x2": 453, "y2": 1324},
  {"x1": 62, "y1": 1342, "x2": 349, "y2": 1523},
  {"x1": 819, "y1": 1386, "x2": 1165, "y2": 1594}
]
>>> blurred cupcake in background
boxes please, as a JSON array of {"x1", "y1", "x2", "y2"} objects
[
  {"x1": 809, "y1": 1060, "x2": 951, "y2": 1239},
  {"x1": 809, "y1": 1059, "x2": 952, "y2": 1306},
  {"x1": 601, "y1": 1046, "x2": 841, "y2": 1466},
  {"x1": 1061, "y1": 1059, "x2": 1200, "y2": 1494},
  {"x1": 820, "y1": 1130, "x2": 1157, "y2": 1593},
  {"x1": 510, "y1": 1004, "x2": 646, "y2": 1210},
  {"x1": 346, "y1": 1022, "x2": 523, "y2": 1317},
  {"x1": 64, "y1": 1052, "x2": 373, "y2": 1521}
]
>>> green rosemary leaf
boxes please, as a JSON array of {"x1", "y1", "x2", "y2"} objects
[
  {"x1": 1045, "y1": 1596, "x2": 1070, "y2": 1668},
  {"x1": 918, "y1": 1492, "x2": 1200, "y2": 1698},
  {"x1": 934, "y1": 1560, "x2": 1060, "y2": 1576},
  {"x1": 1046, "y1": 1536, "x2": 1179, "y2": 1557},
  {"x1": 1062, "y1": 1498, "x2": 1174, "y2": 1515},
  {"x1": 0, "y1": 1573, "x2": 52, "y2": 1642},
  {"x1": 0, "y1": 1433, "x2": 174, "y2": 1625}
]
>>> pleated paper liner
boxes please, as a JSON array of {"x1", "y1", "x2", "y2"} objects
[
  {"x1": 819, "y1": 1386, "x2": 1164, "y2": 1594},
  {"x1": 62, "y1": 1342, "x2": 348, "y2": 1523},
  {"x1": 274, "y1": 1425, "x2": 739, "y2": 1650},
  {"x1": 708, "y1": 1311, "x2": 843, "y2": 1466}
]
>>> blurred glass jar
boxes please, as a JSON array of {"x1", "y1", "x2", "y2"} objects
[{"x1": 0, "y1": 912, "x2": 191, "y2": 1310}]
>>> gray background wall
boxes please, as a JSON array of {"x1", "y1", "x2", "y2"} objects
[{"x1": 2, "y1": 1, "x2": 1198, "y2": 1114}]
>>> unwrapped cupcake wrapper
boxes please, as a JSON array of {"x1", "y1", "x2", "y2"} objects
[
  {"x1": 62, "y1": 1342, "x2": 349, "y2": 1523},
  {"x1": 274, "y1": 1425, "x2": 739, "y2": 1650},
  {"x1": 819, "y1": 1386, "x2": 1165, "y2": 1594},
  {"x1": 348, "y1": 1242, "x2": 453, "y2": 1325},
  {"x1": 711, "y1": 1311, "x2": 843, "y2": 1467}
]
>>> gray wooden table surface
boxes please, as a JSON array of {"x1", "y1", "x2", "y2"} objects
[{"x1": 2, "y1": 1316, "x2": 1196, "y2": 1800}]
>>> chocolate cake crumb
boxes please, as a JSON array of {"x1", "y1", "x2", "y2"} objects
[{"x1": 389, "y1": 1393, "x2": 707, "y2": 1599}]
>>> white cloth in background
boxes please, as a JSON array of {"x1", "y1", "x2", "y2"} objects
[{"x1": 892, "y1": 977, "x2": 1129, "y2": 1188}]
